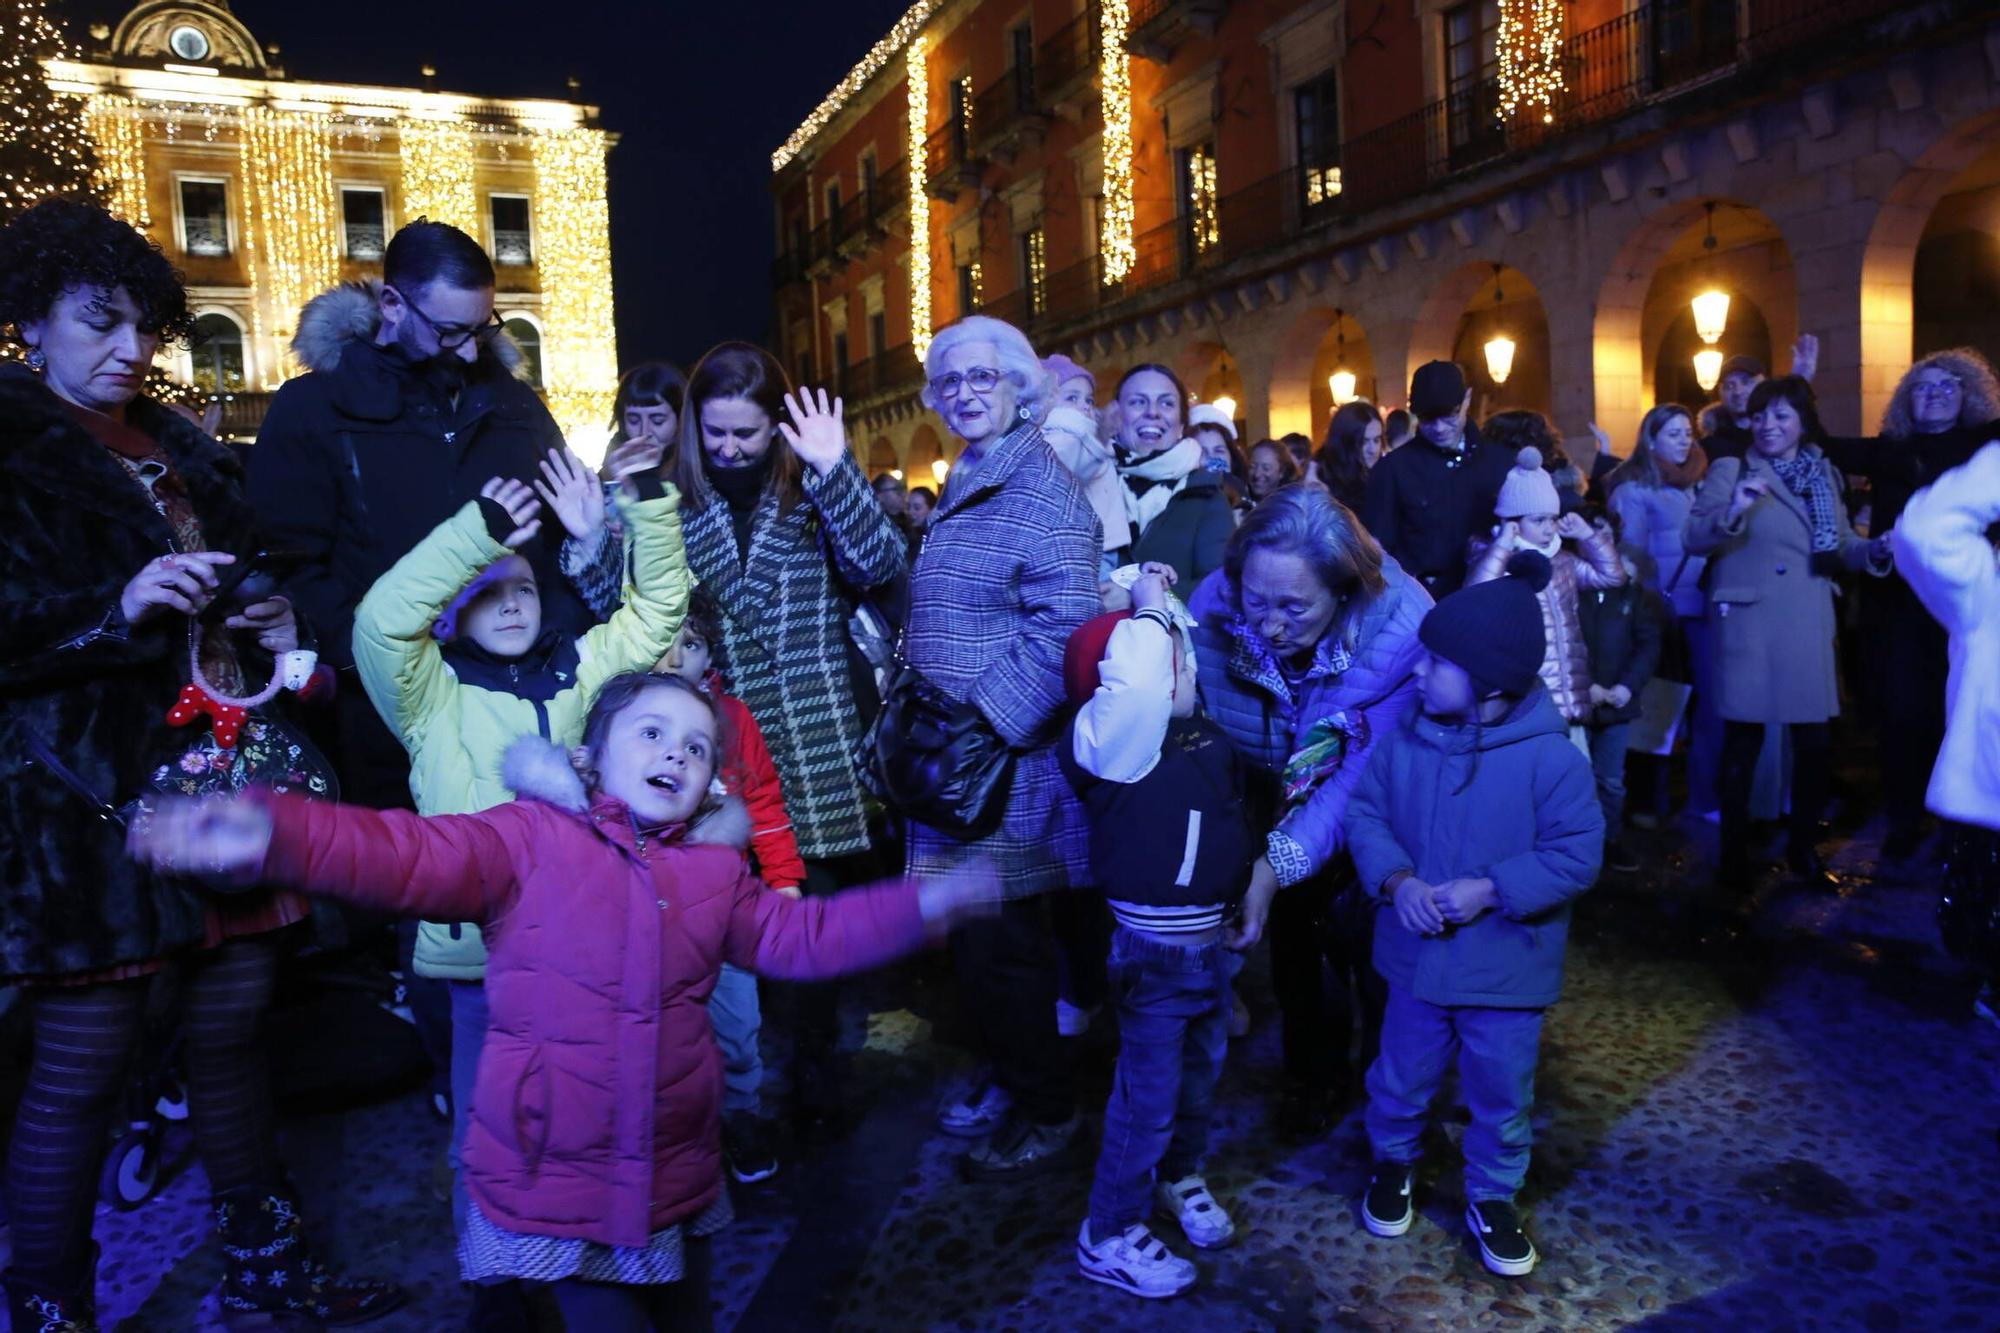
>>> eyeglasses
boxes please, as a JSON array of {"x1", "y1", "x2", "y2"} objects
[
  {"x1": 930, "y1": 366, "x2": 1004, "y2": 400},
  {"x1": 1909, "y1": 376, "x2": 1962, "y2": 399},
  {"x1": 391, "y1": 286, "x2": 503, "y2": 350}
]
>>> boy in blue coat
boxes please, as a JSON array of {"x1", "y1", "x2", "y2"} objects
[{"x1": 1346, "y1": 551, "x2": 1603, "y2": 1278}]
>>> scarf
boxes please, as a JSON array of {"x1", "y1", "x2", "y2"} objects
[
  {"x1": 702, "y1": 452, "x2": 772, "y2": 561},
  {"x1": 1655, "y1": 443, "x2": 1708, "y2": 490},
  {"x1": 1769, "y1": 452, "x2": 1840, "y2": 552},
  {"x1": 1117, "y1": 437, "x2": 1202, "y2": 535}
]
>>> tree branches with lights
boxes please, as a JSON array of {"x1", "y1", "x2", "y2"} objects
[{"x1": 0, "y1": 0, "x2": 101, "y2": 225}]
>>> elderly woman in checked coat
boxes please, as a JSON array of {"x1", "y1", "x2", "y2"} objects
[{"x1": 905, "y1": 316, "x2": 1103, "y2": 1181}]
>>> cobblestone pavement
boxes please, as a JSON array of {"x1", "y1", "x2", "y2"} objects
[{"x1": 22, "y1": 811, "x2": 2000, "y2": 1332}]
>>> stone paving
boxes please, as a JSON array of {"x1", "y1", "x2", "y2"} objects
[{"x1": 14, "y1": 809, "x2": 2000, "y2": 1332}]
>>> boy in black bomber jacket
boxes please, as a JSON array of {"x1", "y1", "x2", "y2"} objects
[{"x1": 1058, "y1": 565, "x2": 1258, "y2": 1301}]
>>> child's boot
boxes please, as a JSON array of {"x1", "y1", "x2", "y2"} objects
[
  {"x1": 1154, "y1": 1174, "x2": 1235, "y2": 1249},
  {"x1": 213, "y1": 1187, "x2": 406, "y2": 1326}
]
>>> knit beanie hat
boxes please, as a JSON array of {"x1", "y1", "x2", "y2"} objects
[
  {"x1": 1418, "y1": 550, "x2": 1552, "y2": 697},
  {"x1": 1042, "y1": 353, "x2": 1095, "y2": 399},
  {"x1": 1494, "y1": 446, "x2": 1562, "y2": 518}
]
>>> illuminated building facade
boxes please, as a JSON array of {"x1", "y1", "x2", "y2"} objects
[
  {"x1": 772, "y1": 0, "x2": 2000, "y2": 478},
  {"x1": 49, "y1": 0, "x2": 617, "y2": 443}
]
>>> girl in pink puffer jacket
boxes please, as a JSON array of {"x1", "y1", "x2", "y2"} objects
[
  {"x1": 129, "y1": 671, "x2": 989, "y2": 1327},
  {"x1": 1466, "y1": 448, "x2": 1626, "y2": 730}
]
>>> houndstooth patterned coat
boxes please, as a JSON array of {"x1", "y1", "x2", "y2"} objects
[
  {"x1": 682, "y1": 456, "x2": 905, "y2": 859},
  {"x1": 903, "y1": 420, "x2": 1101, "y2": 896}
]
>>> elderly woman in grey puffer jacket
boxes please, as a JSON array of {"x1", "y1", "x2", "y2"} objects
[{"x1": 905, "y1": 316, "x2": 1102, "y2": 1182}]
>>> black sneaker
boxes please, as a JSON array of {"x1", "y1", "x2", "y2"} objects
[
  {"x1": 1604, "y1": 840, "x2": 1641, "y2": 875},
  {"x1": 1466, "y1": 1199, "x2": 1537, "y2": 1276},
  {"x1": 1361, "y1": 1161, "x2": 1415, "y2": 1236},
  {"x1": 723, "y1": 1112, "x2": 780, "y2": 1184},
  {"x1": 960, "y1": 1112, "x2": 1082, "y2": 1182}
]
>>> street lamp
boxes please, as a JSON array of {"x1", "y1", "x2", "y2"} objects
[
  {"x1": 931, "y1": 458, "x2": 949, "y2": 484},
  {"x1": 1328, "y1": 307, "x2": 1358, "y2": 405},
  {"x1": 1211, "y1": 394, "x2": 1238, "y2": 421},
  {"x1": 1691, "y1": 203, "x2": 1730, "y2": 345},
  {"x1": 1482, "y1": 264, "x2": 1516, "y2": 387},
  {"x1": 1693, "y1": 348, "x2": 1724, "y2": 392}
]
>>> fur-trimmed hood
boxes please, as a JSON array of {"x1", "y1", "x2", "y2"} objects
[
  {"x1": 291, "y1": 279, "x2": 526, "y2": 379},
  {"x1": 501, "y1": 736, "x2": 751, "y2": 850}
]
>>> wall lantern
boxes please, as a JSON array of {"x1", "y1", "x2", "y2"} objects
[
  {"x1": 1693, "y1": 348, "x2": 1725, "y2": 392},
  {"x1": 1482, "y1": 265, "x2": 1516, "y2": 387}
]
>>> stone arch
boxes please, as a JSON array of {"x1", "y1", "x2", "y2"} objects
[
  {"x1": 1594, "y1": 198, "x2": 1795, "y2": 452},
  {"x1": 906, "y1": 421, "x2": 947, "y2": 488},
  {"x1": 1857, "y1": 108, "x2": 2000, "y2": 431},
  {"x1": 866, "y1": 435, "x2": 897, "y2": 476},
  {"x1": 1411, "y1": 262, "x2": 1551, "y2": 420}
]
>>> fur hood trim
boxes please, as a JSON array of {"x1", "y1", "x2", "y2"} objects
[
  {"x1": 500, "y1": 736, "x2": 752, "y2": 849},
  {"x1": 291, "y1": 279, "x2": 526, "y2": 379}
]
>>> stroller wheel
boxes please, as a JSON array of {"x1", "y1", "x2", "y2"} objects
[{"x1": 102, "y1": 1131, "x2": 161, "y2": 1211}]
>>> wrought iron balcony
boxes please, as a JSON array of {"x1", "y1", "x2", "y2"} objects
[
  {"x1": 1125, "y1": 0, "x2": 1230, "y2": 63},
  {"x1": 493, "y1": 229, "x2": 534, "y2": 267}
]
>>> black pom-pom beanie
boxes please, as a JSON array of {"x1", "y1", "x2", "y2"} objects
[{"x1": 1418, "y1": 549, "x2": 1552, "y2": 697}]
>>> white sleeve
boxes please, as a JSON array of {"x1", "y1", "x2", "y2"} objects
[
  {"x1": 1893, "y1": 443, "x2": 2000, "y2": 636},
  {"x1": 1071, "y1": 616, "x2": 1175, "y2": 784}
]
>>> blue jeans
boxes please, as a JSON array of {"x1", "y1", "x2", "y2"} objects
[
  {"x1": 1087, "y1": 927, "x2": 1231, "y2": 1234},
  {"x1": 448, "y1": 980, "x2": 489, "y2": 1240},
  {"x1": 707, "y1": 963, "x2": 763, "y2": 1115},
  {"x1": 1587, "y1": 720, "x2": 1630, "y2": 837},
  {"x1": 1363, "y1": 986, "x2": 1545, "y2": 1203}
]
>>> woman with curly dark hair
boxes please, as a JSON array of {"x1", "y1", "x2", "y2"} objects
[{"x1": 0, "y1": 198, "x2": 402, "y2": 1327}]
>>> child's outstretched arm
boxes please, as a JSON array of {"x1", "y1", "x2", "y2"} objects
[
  {"x1": 722, "y1": 861, "x2": 996, "y2": 981},
  {"x1": 352, "y1": 481, "x2": 538, "y2": 755},
  {"x1": 129, "y1": 791, "x2": 526, "y2": 923},
  {"x1": 571, "y1": 468, "x2": 692, "y2": 696},
  {"x1": 1071, "y1": 571, "x2": 1179, "y2": 784}
]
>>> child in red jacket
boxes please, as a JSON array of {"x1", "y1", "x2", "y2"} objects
[
  {"x1": 657, "y1": 592, "x2": 802, "y2": 1184},
  {"x1": 129, "y1": 671, "x2": 989, "y2": 1328}
]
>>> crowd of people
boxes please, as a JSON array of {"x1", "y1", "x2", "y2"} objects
[{"x1": 2, "y1": 195, "x2": 1997, "y2": 1330}]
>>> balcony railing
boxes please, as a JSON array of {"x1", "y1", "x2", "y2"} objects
[
  {"x1": 770, "y1": 162, "x2": 912, "y2": 287},
  {"x1": 950, "y1": 0, "x2": 1917, "y2": 331},
  {"x1": 343, "y1": 222, "x2": 385, "y2": 261},
  {"x1": 182, "y1": 217, "x2": 229, "y2": 257},
  {"x1": 493, "y1": 229, "x2": 533, "y2": 267},
  {"x1": 1035, "y1": 3, "x2": 1101, "y2": 108},
  {"x1": 1126, "y1": 0, "x2": 1230, "y2": 61},
  {"x1": 925, "y1": 118, "x2": 982, "y2": 199},
  {"x1": 970, "y1": 64, "x2": 1046, "y2": 159}
]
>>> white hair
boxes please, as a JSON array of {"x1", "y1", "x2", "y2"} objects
[{"x1": 920, "y1": 315, "x2": 1053, "y2": 422}]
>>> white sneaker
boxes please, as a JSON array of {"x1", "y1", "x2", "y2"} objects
[
  {"x1": 1075, "y1": 1220, "x2": 1197, "y2": 1298},
  {"x1": 937, "y1": 1074, "x2": 1012, "y2": 1137},
  {"x1": 1055, "y1": 998, "x2": 1099, "y2": 1037},
  {"x1": 1155, "y1": 1174, "x2": 1235, "y2": 1249}
]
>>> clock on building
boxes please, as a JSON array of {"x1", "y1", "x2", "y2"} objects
[{"x1": 167, "y1": 24, "x2": 210, "y2": 62}]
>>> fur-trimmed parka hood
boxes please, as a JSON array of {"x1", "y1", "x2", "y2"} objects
[
  {"x1": 291, "y1": 279, "x2": 526, "y2": 379},
  {"x1": 501, "y1": 736, "x2": 751, "y2": 850}
]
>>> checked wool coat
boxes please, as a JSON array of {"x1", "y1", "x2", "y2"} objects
[
  {"x1": 904, "y1": 420, "x2": 1101, "y2": 897},
  {"x1": 681, "y1": 455, "x2": 905, "y2": 860}
]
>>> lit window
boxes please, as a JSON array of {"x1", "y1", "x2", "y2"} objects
[
  {"x1": 1295, "y1": 72, "x2": 1343, "y2": 206},
  {"x1": 1021, "y1": 229, "x2": 1047, "y2": 317},
  {"x1": 1179, "y1": 144, "x2": 1219, "y2": 255},
  {"x1": 179, "y1": 180, "x2": 230, "y2": 257},
  {"x1": 491, "y1": 196, "x2": 533, "y2": 267},
  {"x1": 190, "y1": 312, "x2": 245, "y2": 393},
  {"x1": 341, "y1": 188, "x2": 387, "y2": 261}
]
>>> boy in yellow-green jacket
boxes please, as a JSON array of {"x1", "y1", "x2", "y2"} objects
[{"x1": 351, "y1": 448, "x2": 691, "y2": 1305}]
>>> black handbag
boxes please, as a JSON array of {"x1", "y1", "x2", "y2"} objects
[{"x1": 857, "y1": 659, "x2": 1016, "y2": 842}]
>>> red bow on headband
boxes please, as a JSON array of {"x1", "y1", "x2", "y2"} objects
[{"x1": 167, "y1": 683, "x2": 249, "y2": 749}]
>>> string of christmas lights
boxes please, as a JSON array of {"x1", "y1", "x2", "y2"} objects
[
  {"x1": 84, "y1": 94, "x2": 150, "y2": 231},
  {"x1": 532, "y1": 127, "x2": 619, "y2": 455},
  {"x1": 1, "y1": 0, "x2": 98, "y2": 223},
  {"x1": 238, "y1": 107, "x2": 339, "y2": 383},
  {"x1": 905, "y1": 34, "x2": 932, "y2": 361},
  {"x1": 1496, "y1": 0, "x2": 1565, "y2": 125},
  {"x1": 773, "y1": 0, "x2": 934, "y2": 172},
  {"x1": 1099, "y1": 0, "x2": 1136, "y2": 284},
  {"x1": 399, "y1": 118, "x2": 480, "y2": 234}
]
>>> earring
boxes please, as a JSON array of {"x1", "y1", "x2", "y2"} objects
[
  {"x1": 1018, "y1": 403, "x2": 1033, "y2": 421},
  {"x1": 25, "y1": 347, "x2": 46, "y2": 371}
]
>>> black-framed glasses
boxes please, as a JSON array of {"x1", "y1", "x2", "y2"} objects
[
  {"x1": 390, "y1": 285, "x2": 503, "y2": 350},
  {"x1": 930, "y1": 366, "x2": 1003, "y2": 400}
]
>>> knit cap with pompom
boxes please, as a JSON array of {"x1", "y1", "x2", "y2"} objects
[
  {"x1": 1494, "y1": 445, "x2": 1562, "y2": 519},
  {"x1": 1418, "y1": 549, "x2": 1552, "y2": 697}
]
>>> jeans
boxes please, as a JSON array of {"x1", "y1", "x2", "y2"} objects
[
  {"x1": 951, "y1": 894, "x2": 1074, "y2": 1125},
  {"x1": 1269, "y1": 863, "x2": 1385, "y2": 1092},
  {"x1": 1587, "y1": 720, "x2": 1631, "y2": 838},
  {"x1": 547, "y1": 1236, "x2": 712, "y2": 1332},
  {"x1": 1087, "y1": 928, "x2": 1231, "y2": 1234},
  {"x1": 448, "y1": 980, "x2": 489, "y2": 1240},
  {"x1": 1364, "y1": 986, "x2": 1545, "y2": 1203},
  {"x1": 707, "y1": 964, "x2": 762, "y2": 1115}
]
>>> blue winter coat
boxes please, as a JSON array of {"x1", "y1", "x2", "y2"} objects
[
  {"x1": 1346, "y1": 689, "x2": 1603, "y2": 1009},
  {"x1": 1187, "y1": 559, "x2": 1431, "y2": 886}
]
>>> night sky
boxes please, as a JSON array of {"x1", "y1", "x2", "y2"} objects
[{"x1": 82, "y1": 0, "x2": 916, "y2": 367}]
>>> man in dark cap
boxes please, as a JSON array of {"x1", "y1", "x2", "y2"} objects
[{"x1": 1360, "y1": 360, "x2": 1514, "y2": 595}]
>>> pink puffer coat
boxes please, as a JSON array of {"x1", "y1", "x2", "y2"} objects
[
  {"x1": 254, "y1": 739, "x2": 927, "y2": 1248},
  {"x1": 1466, "y1": 527, "x2": 1626, "y2": 722}
]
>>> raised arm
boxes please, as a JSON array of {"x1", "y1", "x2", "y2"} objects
[
  {"x1": 572, "y1": 473, "x2": 692, "y2": 697},
  {"x1": 1566, "y1": 514, "x2": 1629, "y2": 589},
  {"x1": 723, "y1": 863, "x2": 928, "y2": 980},
  {"x1": 781, "y1": 390, "x2": 907, "y2": 591}
]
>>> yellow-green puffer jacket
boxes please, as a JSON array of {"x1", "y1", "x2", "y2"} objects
[{"x1": 353, "y1": 486, "x2": 692, "y2": 979}]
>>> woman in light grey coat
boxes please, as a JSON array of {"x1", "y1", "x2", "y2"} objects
[{"x1": 1684, "y1": 376, "x2": 1890, "y2": 891}]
